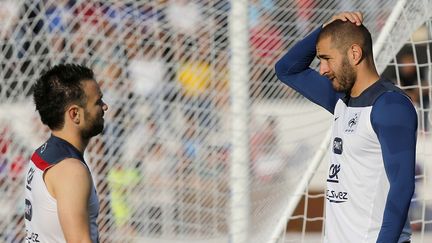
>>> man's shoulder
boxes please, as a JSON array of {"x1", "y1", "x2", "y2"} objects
[
  {"x1": 348, "y1": 79, "x2": 409, "y2": 107},
  {"x1": 377, "y1": 78, "x2": 406, "y2": 95},
  {"x1": 34, "y1": 136, "x2": 84, "y2": 168},
  {"x1": 48, "y1": 158, "x2": 88, "y2": 173},
  {"x1": 374, "y1": 79, "x2": 413, "y2": 106}
]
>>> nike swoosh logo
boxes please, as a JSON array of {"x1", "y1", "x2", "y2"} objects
[{"x1": 334, "y1": 117, "x2": 339, "y2": 121}]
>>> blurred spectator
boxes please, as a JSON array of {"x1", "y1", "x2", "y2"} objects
[
  {"x1": 45, "y1": 0, "x2": 72, "y2": 33},
  {"x1": 102, "y1": 1, "x2": 161, "y2": 37},
  {"x1": 45, "y1": 0, "x2": 73, "y2": 61},
  {"x1": 180, "y1": 116, "x2": 201, "y2": 160},
  {"x1": 250, "y1": 117, "x2": 284, "y2": 182},
  {"x1": 294, "y1": 0, "x2": 317, "y2": 34},
  {"x1": 249, "y1": 7, "x2": 283, "y2": 99},
  {"x1": 165, "y1": 0, "x2": 204, "y2": 37},
  {"x1": 67, "y1": 22, "x2": 92, "y2": 64},
  {"x1": 396, "y1": 47, "x2": 430, "y2": 131},
  {"x1": 250, "y1": 16, "x2": 283, "y2": 65},
  {"x1": 9, "y1": 147, "x2": 27, "y2": 181},
  {"x1": 0, "y1": 0, "x2": 20, "y2": 38},
  {"x1": 127, "y1": 39, "x2": 167, "y2": 102},
  {"x1": 107, "y1": 162, "x2": 141, "y2": 235},
  {"x1": 137, "y1": 142, "x2": 175, "y2": 235},
  {"x1": 408, "y1": 163, "x2": 432, "y2": 231},
  {"x1": 173, "y1": 144, "x2": 200, "y2": 235},
  {"x1": 177, "y1": 50, "x2": 210, "y2": 98},
  {"x1": 177, "y1": 41, "x2": 216, "y2": 129},
  {"x1": 213, "y1": 49, "x2": 230, "y2": 111},
  {"x1": 249, "y1": 0, "x2": 275, "y2": 28},
  {"x1": 73, "y1": 1, "x2": 105, "y2": 27},
  {"x1": 0, "y1": 126, "x2": 11, "y2": 187},
  {"x1": 198, "y1": 146, "x2": 229, "y2": 234},
  {"x1": 207, "y1": 0, "x2": 230, "y2": 49},
  {"x1": 397, "y1": 49, "x2": 421, "y2": 104}
]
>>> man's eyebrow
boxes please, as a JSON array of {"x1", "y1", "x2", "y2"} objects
[{"x1": 316, "y1": 54, "x2": 330, "y2": 59}]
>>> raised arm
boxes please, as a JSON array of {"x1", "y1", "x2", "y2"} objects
[
  {"x1": 275, "y1": 12, "x2": 363, "y2": 114},
  {"x1": 371, "y1": 92, "x2": 417, "y2": 243},
  {"x1": 274, "y1": 27, "x2": 340, "y2": 113}
]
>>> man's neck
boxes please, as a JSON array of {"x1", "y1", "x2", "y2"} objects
[
  {"x1": 51, "y1": 130, "x2": 88, "y2": 154},
  {"x1": 350, "y1": 65, "x2": 380, "y2": 97}
]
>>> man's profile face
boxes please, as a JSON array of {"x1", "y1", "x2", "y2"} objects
[
  {"x1": 80, "y1": 80, "x2": 108, "y2": 139},
  {"x1": 316, "y1": 36, "x2": 356, "y2": 93}
]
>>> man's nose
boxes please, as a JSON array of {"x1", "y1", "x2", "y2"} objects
[
  {"x1": 319, "y1": 62, "x2": 329, "y2": 76},
  {"x1": 102, "y1": 102, "x2": 108, "y2": 111}
]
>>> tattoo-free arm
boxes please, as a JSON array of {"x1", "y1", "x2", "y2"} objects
[
  {"x1": 371, "y1": 92, "x2": 417, "y2": 243},
  {"x1": 274, "y1": 27, "x2": 341, "y2": 113},
  {"x1": 45, "y1": 158, "x2": 93, "y2": 243}
]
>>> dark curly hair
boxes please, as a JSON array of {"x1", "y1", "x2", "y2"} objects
[{"x1": 33, "y1": 64, "x2": 95, "y2": 130}]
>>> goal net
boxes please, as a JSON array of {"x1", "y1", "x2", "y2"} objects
[{"x1": 0, "y1": 0, "x2": 430, "y2": 243}]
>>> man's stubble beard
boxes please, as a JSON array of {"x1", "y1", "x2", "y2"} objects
[
  {"x1": 81, "y1": 110, "x2": 104, "y2": 140},
  {"x1": 334, "y1": 56, "x2": 356, "y2": 94}
]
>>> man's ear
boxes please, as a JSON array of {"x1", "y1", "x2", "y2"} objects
[
  {"x1": 67, "y1": 105, "x2": 81, "y2": 124},
  {"x1": 348, "y1": 44, "x2": 363, "y2": 65}
]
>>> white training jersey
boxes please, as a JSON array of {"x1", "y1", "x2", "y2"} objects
[
  {"x1": 24, "y1": 135, "x2": 100, "y2": 243},
  {"x1": 324, "y1": 82, "x2": 411, "y2": 243}
]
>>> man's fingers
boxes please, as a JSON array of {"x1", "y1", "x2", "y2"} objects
[
  {"x1": 344, "y1": 12, "x2": 362, "y2": 25},
  {"x1": 349, "y1": 12, "x2": 363, "y2": 25},
  {"x1": 327, "y1": 11, "x2": 363, "y2": 26},
  {"x1": 323, "y1": 11, "x2": 364, "y2": 28},
  {"x1": 354, "y1": 11, "x2": 364, "y2": 23}
]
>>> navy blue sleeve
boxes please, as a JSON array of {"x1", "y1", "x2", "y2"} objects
[
  {"x1": 371, "y1": 92, "x2": 417, "y2": 243},
  {"x1": 274, "y1": 27, "x2": 342, "y2": 114}
]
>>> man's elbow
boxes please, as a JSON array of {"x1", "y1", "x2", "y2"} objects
[
  {"x1": 274, "y1": 59, "x2": 290, "y2": 82},
  {"x1": 274, "y1": 59, "x2": 283, "y2": 78}
]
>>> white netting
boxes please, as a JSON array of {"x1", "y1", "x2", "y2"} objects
[{"x1": 0, "y1": 0, "x2": 431, "y2": 243}]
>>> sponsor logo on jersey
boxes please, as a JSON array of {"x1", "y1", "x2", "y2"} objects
[
  {"x1": 326, "y1": 189, "x2": 349, "y2": 203},
  {"x1": 26, "y1": 231, "x2": 40, "y2": 243},
  {"x1": 345, "y1": 112, "x2": 360, "y2": 133},
  {"x1": 327, "y1": 163, "x2": 340, "y2": 183},
  {"x1": 333, "y1": 137, "x2": 343, "y2": 154},
  {"x1": 25, "y1": 199, "x2": 32, "y2": 221}
]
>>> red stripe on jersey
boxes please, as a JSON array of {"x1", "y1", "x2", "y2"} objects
[{"x1": 31, "y1": 152, "x2": 51, "y2": 171}]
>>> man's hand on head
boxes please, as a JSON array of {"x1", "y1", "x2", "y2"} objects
[{"x1": 323, "y1": 11, "x2": 363, "y2": 28}]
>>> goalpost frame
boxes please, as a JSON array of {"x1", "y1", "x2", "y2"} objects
[{"x1": 229, "y1": 1, "x2": 251, "y2": 243}]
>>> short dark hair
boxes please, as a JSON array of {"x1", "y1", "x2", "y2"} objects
[
  {"x1": 33, "y1": 64, "x2": 95, "y2": 130},
  {"x1": 318, "y1": 20, "x2": 373, "y2": 60}
]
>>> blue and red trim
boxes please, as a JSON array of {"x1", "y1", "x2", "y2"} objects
[{"x1": 31, "y1": 152, "x2": 51, "y2": 171}]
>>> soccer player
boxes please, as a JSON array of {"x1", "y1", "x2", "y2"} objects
[
  {"x1": 24, "y1": 64, "x2": 108, "y2": 243},
  {"x1": 275, "y1": 12, "x2": 417, "y2": 243}
]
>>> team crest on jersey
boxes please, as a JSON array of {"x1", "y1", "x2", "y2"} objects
[
  {"x1": 333, "y1": 137, "x2": 343, "y2": 154},
  {"x1": 345, "y1": 112, "x2": 361, "y2": 133}
]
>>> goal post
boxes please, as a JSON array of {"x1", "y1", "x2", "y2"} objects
[
  {"x1": 0, "y1": 1, "x2": 431, "y2": 243},
  {"x1": 229, "y1": 1, "x2": 251, "y2": 243}
]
